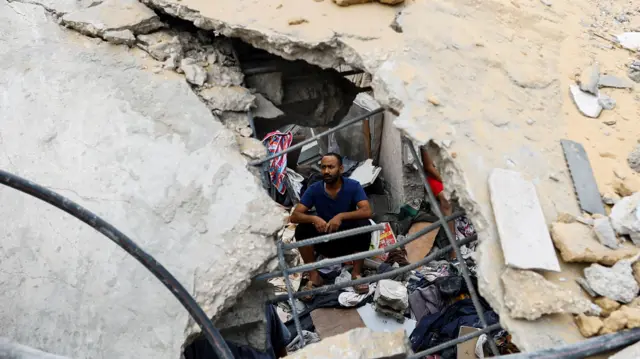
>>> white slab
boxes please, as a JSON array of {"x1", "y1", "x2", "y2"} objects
[
  {"x1": 356, "y1": 303, "x2": 416, "y2": 336},
  {"x1": 489, "y1": 169, "x2": 561, "y2": 272},
  {"x1": 349, "y1": 159, "x2": 382, "y2": 187}
]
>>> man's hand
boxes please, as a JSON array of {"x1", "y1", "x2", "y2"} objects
[
  {"x1": 326, "y1": 215, "x2": 343, "y2": 233},
  {"x1": 312, "y1": 216, "x2": 328, "y2": 233}
]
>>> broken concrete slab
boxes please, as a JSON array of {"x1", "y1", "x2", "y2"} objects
[
  {"x1": 284, "y1": 328, "x2": 408, "y2": 359},
  {"x1": 598, "y1": 74, "x2": 635, "y2": 89},
  {"x1": 246, "y1": 72, "x2": 283, "y2": 105},
  {"x1": 102, "y1": 29, "x2": 136, "y2": 46},
  {"x1": 610, "y1": 193, "x2": 640, "y2": 238},
  {"x1": 501, "y1": 268, "x2": 592, "y2": 320},
  {"x1": 628, "y1": 145, "x2": 640, "y2": 174},
  {"x1": 0, "y1": 3, "x2": 283, "y2": 357},
  {"x1": 574, "y1": 314, "x2": 603, "y2": 338},
  {"x1": 569, "y1": 84, "x2": 603, "y2": 118},
  {"x1": 199, "y1": 86, "x2": 256, "y2": 111},
  {"x1": 593, "y1": 217, "x2": 620, "y2": 249},
  {"x1": 489, "y1": 169, "x2": 560, "y2": 272},
  {"x1": 579, "y1": 63, "x2": 600, "y2": 95},
  {"x1": 236, "y1": 136, "x2": 266, "y2": 159},
  {"x1": 61, "y1": 0, "x2": 164, "y2": 38},
  {"x1": 550, "y1": 222, "x2": 638, "y2": 265},
  {"x1": 219, "y1": 111, "x2": 253, "y2": 136},
  {"x1": 561, "y1": 139, "x2": 606, "y2": 215},
  {"x1": 181, "y1": 62, "x2": 208, "y2": 86},
  {"x1": 584, "y1": 258, "x2": 640, "y2": 303},
  {"x1": 616, "y1": 32, "x2": 640, "y2": 51},
  {"x1": 137, "y1": 30, "x2": 183, "y2": 61},
  {"x1": 253, "y1": 93, "x2": 284, "y2": 119},
  {"x1": 206, "y1": 63, "x2": 244, "y2": 87}
]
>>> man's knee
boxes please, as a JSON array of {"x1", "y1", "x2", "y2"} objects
[{"x1": 295, "y1": 222, "x2": 319, "y2": 240}]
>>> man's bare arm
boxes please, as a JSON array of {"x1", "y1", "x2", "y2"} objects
[
  {"x1": 290, "y1": 203, "x2": 321, "y2": 224},
  {"x1": 337, "y1": 200, "x2": 372, "y2": 221},
  {"x1": 420, "y1": 147, "x2": 442, "y2": 182}
]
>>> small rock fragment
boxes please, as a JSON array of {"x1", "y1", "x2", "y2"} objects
[
  {"x1": 181, "y1": 62, "x2": 207, "y2": 86},
  {"x1": 628, "y1": 297, "x2": 640, "y2": 309},
  {"x1": 332, "y1": 0, "x2": 372, "y2": 5},
  {"x1": 629, "y1": 60, "x2": 640, "y2": 83},
  {"x1": 610, "y1": 193, "x2": 640, "y2": 237},
  {"x1": 199, "y1": 87, "x2": 256, "y2": 112},
  {"x1": 427, "y1": 96, "x2": 441, "y2": 106},
  {"x1": 603, "y1": 119, "x2": 617, "y2": 126},
  {"x1": 575, "y1": 314, "x2": 603, "y2": 337},
  {"x1": 102, "y1": 29, "x2": 135, "y2": 46},
  {"x1": 600, "y1": 310, "x2": 628, "y2": 334},
  {"x1": 207, "y1": 64, "x2": 245, "y2": 87},
  {"x1": 288, "y1": 17, "x2": 308, "y2": 26},
  {"x1": 576, "y1": 277, "x2": 598, "y2": 297},
  {"x1": 501, "y1": 268, "x2": 592, "y2": 320},
  {"x1": 593, "y1": 217, "x2": 620, "y2": 249},
  {"x1": 569, "y1": 85, "x2": 603, "y2": 118},
  {"x1": 163, "y1": 53, "x2": 180, "y2": 70},
  {"x1": 628, "y1": 145, "x2": 640, "y2": 173},
  {"x1": 600, "y1": 151, "x2": 617, "y2": 159},
  {"x1": 549, "y1": 173, "x2": 560, "y2": 182},
  {"x1": 579, "y1": 63, "x2": 600, "y2": 95},
  {"x1": 616, "y1": 32, "x2": 640, "y2": 51},
  {"x1": 614, "y1": 181, "x2": 634, "y2": 198},
  {"x1": 526, "y1": 119, "x2": 535, "y2": 125},
  {"x1": 584, "y1": 258, "x2": 640, "y2": 303},
  {"x1": 539, "y1": 0, "x2": 551, "y2": 6},
  {"x1": 236, "y1": 136, "x2": 266, "y2": 159},
  {"x1": 137, "y1": 31, "x2": 183, "y2": 61},
  {"x1": 598, "y1": 94, "x2": 616, "y2": 110},
  {"x1": 598, "y1": 74, "x2": 635, "y2": 89},
  {"x1": 620, "y1": 305, "x2": 640, "y2": 328},
  {"x1": 602, "y1": 192, "x2": 621, "y2": 206},
  {"x1": 595, "y1": 297, "x2": 621, "y2": 317}
]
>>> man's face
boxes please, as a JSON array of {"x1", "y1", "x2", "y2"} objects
[{"x1": 320, "y1": 156, "x2": 343, "y2": 184}]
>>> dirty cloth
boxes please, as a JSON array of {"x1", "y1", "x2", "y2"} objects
[
  {"x1": 409, "y1": 298, "x2": 499, "y2": 355},
  {"x1": 262, "y1": 131, "x2": 293, "y2": 194},
  {"x1": 286, "y1": 167, "x2": 304, "y2": 200},
  {"x1": 409, "y1": 285, "x2": 445, "y2": 322},
  {"x1": 385, "y1": 247, "x2": 410, "y2": 267},
  {"x1": 286, "y1": 330, "x2": 320, "y2": 353},
  {"x1": 338, "y1": 283, "x2": 377, "y2": 307},
  {"x1": 184, "y1": 304, "x2": 290, "y2": 359},
  {"x1": 417, "y1": 260, "x2": 452, "y2": 282}
]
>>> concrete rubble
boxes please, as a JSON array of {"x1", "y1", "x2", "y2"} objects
[
  {"x1": 584, "y1": 257, "x2": 640, "y2": 303},
  {"x1": 593, "y1": 217, "x2": 620, "y2": 249},
  {"x1": 574, "y1": 314, "x2": 603, "y2": 337},
  {"x1": 0, "y1": 1, "x2": 285, "y2": 357},
  {"x1": 598, "y1": 74, "x2": 635, "y2": 89},
  {"x1": 569, "y1": 84, "x2": 603, "y2": 118},
  {"x1": 628, "y1": 146, "x2": 640, "y2": 174},
  {"x1": 284, "y1": 328, "x2": 408, "y2": 359},
  {"x1": 610, "y1": 193, "x2": 640, "y2": 240},
  {"x1": 501, "y1": 268, "x2": 592, "y2": 320},
  {"x1": 629, "y1": 60, "x2": 640, "y2": 83},
  {"x1": 578, "y1": 63, "x2": 600, "y2": 95}
]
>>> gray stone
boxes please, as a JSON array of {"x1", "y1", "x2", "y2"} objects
[
  {"x1": 570, "y1": 84, "x2": 603, "y2": 118},
  {"x1": 593, "y1": 217, "x2": 620, "y2": 249},
  {"x1": 598, "y1": 74, "x2": 635, "y2": 89},
  {"x1": 137, "y1": 31, "x2": 183, "y2": 61},
  {"x1": 61, "y1": 0, "x2": 163, "y2": 37},
  {"x1": 0, "y1": 3, "x2": 283, "y2": 357},
  {"x1": 284, "y1": 328, "x2": 409, "y2": 359},
  {"x1": 598, "y1": 94, "x2": 616, "y2": 110},
  {"x1": 628, "y1": 145, "x2": 640, "y2": 173},
  {"x1": 246, "y1": 72, "x2": 284, "y2": 105},
  {"x1": 616, "y1": 32, "x2": 640, "y2": 51},
  {"x1": 102, "y1": 29, "x2": 135, "y2": 46},
  {"x1": 610, "y1": 193, "x2": 640, "y2": 238},
  {"x1": 206, "y1": 63, "x2": 245, "y2": 87},
  {"x1": 629, "y1": 60, "x2": 640, "y2": 83},
  {"x1": 489, "y1": 168, "x2": 561, "y2": 272},
  {"x1": 501, "y1": 268, "x2": 592, "y2": 320},
  {"x1": 0, "y1": 337, "x2": 69, "y2": 359},
  {"x1": 253, "y1": 93, "x2": 284, "y2": 119},
  {"x1": 576, "y1": 277, "x2": 598, "y2": 297},
  {"x1": 579, "y1": 63, "x2": 600, "y2": 94},
  {"x1": 181, "y1": 63, "x2": 207, "y2": 86},
  {"x1": 374, "y1": 279, "x2": 408, "y2": 312},
  {"x1": 584, "y1": 257, "x2": 640, "y2": 303},
  {"x1": 199, "y1": 86, "x2": 256, "y2": 111}
]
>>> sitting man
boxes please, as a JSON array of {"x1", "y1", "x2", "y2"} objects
[{"x1": 290, "y1": 153, "x2": 372, "y2": 295}]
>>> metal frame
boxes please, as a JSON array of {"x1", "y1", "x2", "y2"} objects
[{"x1": 251, "y1": 107, "x2": 640, "y2": 358}]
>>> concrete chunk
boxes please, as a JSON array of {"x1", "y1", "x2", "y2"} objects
[
  {"x1": 584, "y1": 258, "x2": 640, "y2": 303},
  {"x1": 181, "y1": 63, "x2": 207, "y2": 86},
  {"x1": 102, "y1": 29, "x2": 136, "y2": 46},
  {"x1": 569, "y1": 85, "x2": 603, "y2": 118},
  {"x1": 199, "y1": 86, "x2": 256, "y2": 111},
  {"x1": 284, "y1": 328, "x2": 408, "y2": 359},
  {"x1": 489, "y1": 168, "x2": 561, "y2": 272},
  {"x1": 593, "y1": 217, "x2": 620, "y2": 249},
  {"x1": 628, "y1": 145, "x2": 640, "y2": 174},
  {"x1": 579, "y1": 63, "x2": 600, "y2": 94},
  {"x1": 253, "y1": 93, "x2": 284, "y2": 119},
  {"x1": 501, "y1": 268, "x2": 592, "y2": 320},
  {"x1": 61, "y1": 0, "x2": 164, "y2": 37},
  {"x1": 616, "y1": 32, "x2": 640, "y2": 51},
  {"x1": 610, "y1": 193, "x2": 640, "y2": 237},
  {"x1": 598, "y1": 74, "x2": 635, "y2": 89},
  {"x1": 550, "y1": 222, "x2": 638, "y2": 265}
]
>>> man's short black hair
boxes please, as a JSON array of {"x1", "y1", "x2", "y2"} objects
[{"x1": 322, "y1": 152, "x2": 343, "y2": 165}]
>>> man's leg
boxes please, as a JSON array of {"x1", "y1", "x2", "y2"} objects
[
  {"x1": 335, "y1": 219, "x2": 372, "y2": 280},
  {"x1": 294, "y1": 223, "x2": 323, "y2": 286}
]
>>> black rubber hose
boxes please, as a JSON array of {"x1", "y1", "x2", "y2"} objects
[{"x1": 0, "y1": 169, "x2": 234, "y2": 359}]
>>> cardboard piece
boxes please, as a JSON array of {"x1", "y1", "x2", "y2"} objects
[
  {"x1": 405, "y1": 222, "x2": 438, "y2": 263},
  {"x1": 356, "y1": 303, "x2": 416, "y2": 336},
  {"x1": 310, "y1": 308, "x2": 365, "y2": 339},
  {"x1": 457, "y1": 326, "x2": 481, "y2": 359},
  {"x1": 369, "y1": 222, "x2": 397, "y2": 262}
]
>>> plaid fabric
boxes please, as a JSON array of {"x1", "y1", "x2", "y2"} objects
[{"x1": 262, "y1": 131, "x2": 293, "y2": 195}]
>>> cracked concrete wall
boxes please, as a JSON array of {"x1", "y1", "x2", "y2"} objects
[
  {"x1": 0, "y1": 1, "x2": 284, "y2": 358},
  {"x1": 126, "y1": 0, "x2": 640, "y2": 352}
]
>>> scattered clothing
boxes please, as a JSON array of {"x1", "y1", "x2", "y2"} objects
[
  {"x1": 417, "y1": 260, "x2": 452, "y2": 282},
  {"x1": 338, "y1": 283, "x2": 376, "y2": 307},
  {"x1": 262, "y1": 131, "x2": 293, "y2": 195},
  {"x1": 409, "y1": 285, "x2": 445, "y2": 322},
  {"x1": 286, "y1": 330, "x2": 320, "y2": 353}
]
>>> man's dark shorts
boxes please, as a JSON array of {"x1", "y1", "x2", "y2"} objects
[{"x1": 294, "y1": 219, "x2": 371, "y2": 258}]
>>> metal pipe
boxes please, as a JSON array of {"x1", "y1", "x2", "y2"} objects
[
  {"x1": 500, "y1": 328, "x2": 640, "y2": 359},
  {"x1": 248, "y1": 107, "x2": 385, "y2": 166},
  {"x1": 0, "y1": 169, "x2": 234, "y2": 359},
  {"x1": 270, "y1": 234, "x2": 478, "y2": 302},
  {"x1": 283, "y1": 224, "x2": 385, "y2": 249},
  {"x1": 404, "y1": 138, "x2": 501, "y2": 356},
  {"x1": 277, "y1": 241, "x2": 306, "y2": 348},
  {"x1": 407, "y1": 323, "x2": 502, "y2": 358},
  {"x1": 254, "y1": 211, "x2": 465, "y2": 281}
]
